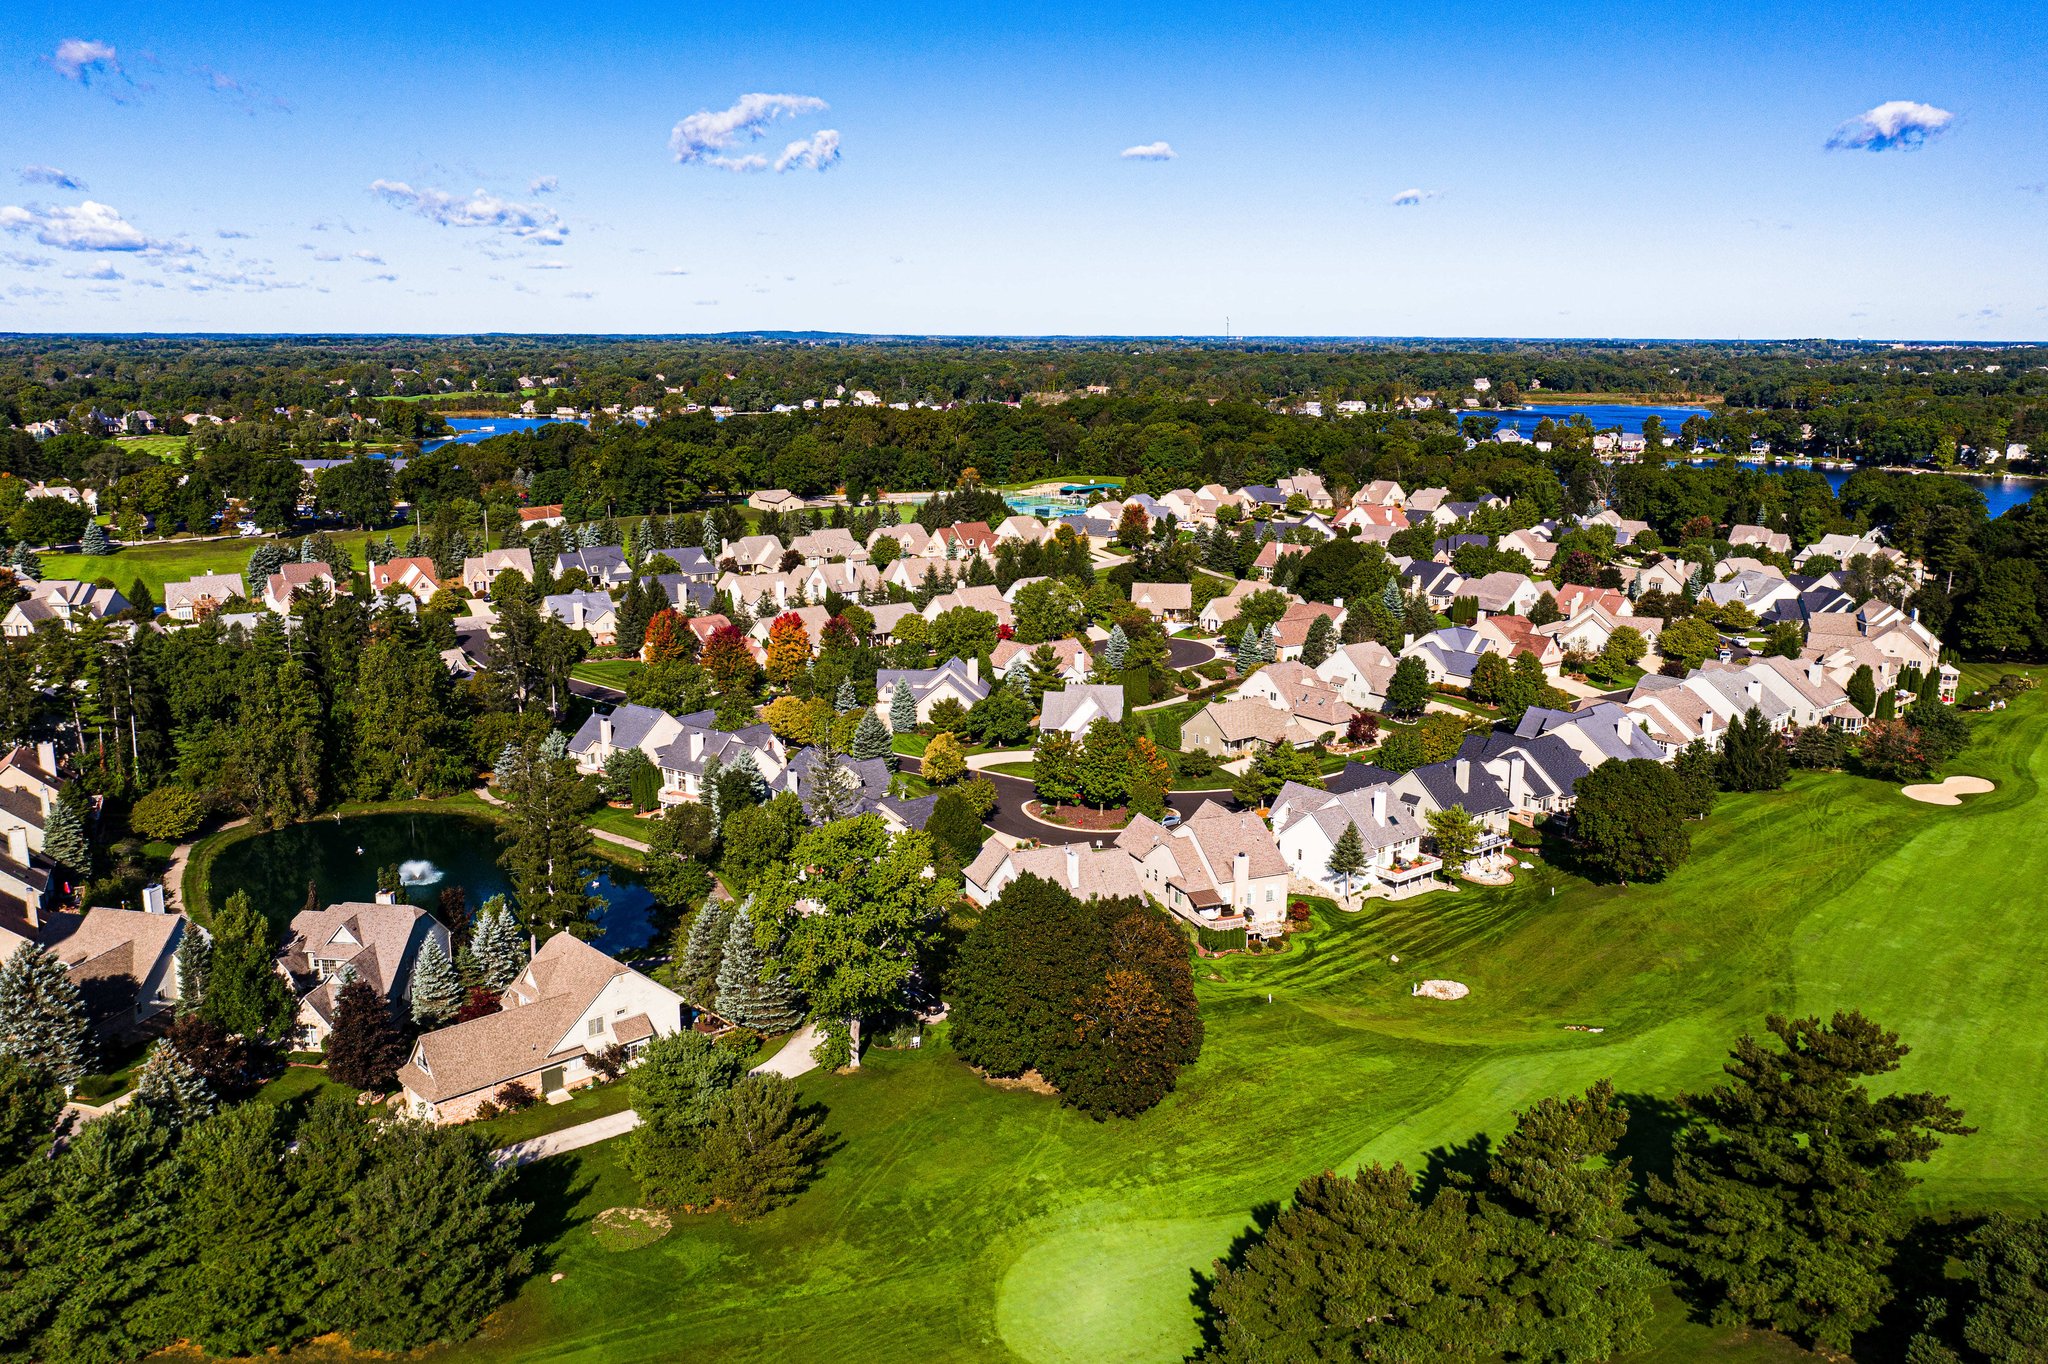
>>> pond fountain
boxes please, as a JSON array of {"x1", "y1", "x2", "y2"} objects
[{"x1": 207, "y1": 811, "x2": 658, "y2": 952}]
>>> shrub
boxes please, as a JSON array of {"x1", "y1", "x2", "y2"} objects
[{"x1": 129, "y1": 785, "x2": 207, "y2": 842}]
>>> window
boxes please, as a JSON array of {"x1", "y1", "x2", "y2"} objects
[{"x1": 587, "y1": 1017, "x2": 605, "y2": 1038}]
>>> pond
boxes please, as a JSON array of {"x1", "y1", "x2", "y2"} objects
[
  {"x1": 420, "y1": 415, "x2": 587, "y2": 452},
  {"x1": 206, "y1": 810, "x2": 658, "y2": 954}
]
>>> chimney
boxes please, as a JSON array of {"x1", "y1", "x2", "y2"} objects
[
  {"x1": 572, "y1": 598, "x2": 586, "y2": 629},
  {"x1": 1616, "y1": 716, "x2": 1631, "y2": 746},
  {"x1": 1233, "y1": 850, "x2": 1249, "y2": 909},
  {"x1": 1508, "y1": 756, "x2": 1527, "y2": 810},
  {"x1": 1807, "y1": 661, "x2": 1823, "y2": 686},
  {"x1": 1065, "y1": 845, "x2": 1080, "y2": 889},
  {"x1": 966, "y1": 656, "x2": 979, "y2": 683},
  {"x1": 599, "y1": 714, "x2": 614, "y2": 751},
  {"x1": 1370, "y1": 787, "x2": 1387, "y2": 826},
  {"x1": 374, "y1": 888, "x2": 398, "y2": 905},
  {"x1": 690, "y1": 729, "x2": 704, "y2": 761},
  {"x1": 141, "y1": 882, "x2": 166, "y2": 914},
  {"x1": 4, "y1": 827, "x2": 26, "y2": 867},
  {"x1": 1745, "y1": 677, "x2": 1761, "y2": 701},
  {"x1": 1455, "y1": 757, "x2": 1471, "y2": 792},
  {"x1": 34, "y1": 742, "x2": 55, "y2": 775}
]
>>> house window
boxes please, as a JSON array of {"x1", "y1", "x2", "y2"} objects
[{"x1": 587, "y1": 1017, "x2": 605, "y2": 1038}]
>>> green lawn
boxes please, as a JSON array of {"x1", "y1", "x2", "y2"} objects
[
  {"x1": 41, "y1": 528, "x2": 388, "y2": 602},
  {"x1": 426, "y1": 680, "x2": 2048, "y2": 1364},
  {"x1": 572, "y1": 659, "x2": 645, "y2": 692},
  {"x1": 115, "y1": 434, "x2": 189, "y2": 461},
  {"x1": 473, "y1": 1077, "x2": 637, "y2": 1147}
]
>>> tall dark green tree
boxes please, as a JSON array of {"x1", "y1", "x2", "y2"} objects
[
  {"x1": 1571, "y1": 759, "x2": 1691, "y2": 883},
  {"x1": 200, "y1": 889, "x2": 298, "y2": 1042},
  {"x1": 497, "y1": 733, "x2": 600, "y2": 939},
  {"x1": 1645, "y1": 1011, "x2": 1973, "y2": 1352},
  {"x1": 0, "y1": 943, "x2": 92, "y2": 1085},
  {"x1": 1718, "y1": 707, "x2": 1789, "y2": 792}
]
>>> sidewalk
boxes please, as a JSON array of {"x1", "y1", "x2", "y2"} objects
[{"x1": 494, "y1": 1108, "x2": 642, "y2": 1168}]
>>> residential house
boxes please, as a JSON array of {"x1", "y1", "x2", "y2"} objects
[
  {"x1": 1129, "y1": 581, "x2": 1193, "y2": 623},
  {"x1": 1233, "y1": 662, "x2": 1357, "y2": 740},
  {"x1": 747, "y1": 489, "x2": 806, "y2": 514},
  {"x1": 1455, "y1": 731, "x2": 1591, "y2": 817},
  {"x1": 1401, "y1": 562, "x2": 1465, "y2": 612},
  {"x1": 1552, "y1": 584, "x2": 1631, "y2": 621},
  {"x1": 1465, "y1": 570, "x2": 1545, "y2": 618},
  {"x1": 556, "y1": 546, "x2": 633, "y2": 589},
  {"x1": 923, "y1": 584, "x2": 1015, "y2": 631},
  {"x1": 518, "y1": 504, "x2": 567, "y2": 530},
  {"x1": 461, "y1": 548, "x2": 533, "y2": 596},
  {"x1": 1038, "y1": 684, "x2": 1126, "y2": 735},
  {"x1": 1473, "y1": 614, "x2": 1565, "y2": 676},
  {"x1": 1138, "y1": 803, "x2": 1293, "y2": 937},
  {"x1": 399, "y1": 932, "x2": 687, "y2": 1124},
  {"x1": 1389, "y1": 757, "x2": 1515, "y2": 874},
  {"x1": 1182, "y1": 697, "x2": 1322, "y2": 756},
  {"x1": 369, "y1": 556, "x2": 441, "y2": 603},
  {"x1": 862, "y1": 601, "x2": 921, "y2": 644},
  {"x1": 45, "y1": 904, "x2": 190, "y2": 1034},
  {"x1": 279, "y1": 900, "x2": 450, "y2": 1047},
  {"x1": 874, "y1": 658, "x2": 990, "y2": 728},
  {"x1": 1701, "y1": 568, "x2": 1799, "y2": 618},
  {"x1": 1353, "y1": 479, "x2": 1407, "y2": 508},
  {"x1": 1271, "y1": 601, "x2": 1346, "y2": 661},
  {"x1": 0, "y1": 746, "x2": 59, "y2": 858},
  {"x1": 991, "y1": 638, "x2": 1092, "y2": 687},
  {"x1": 544, "y1": 590, "x2": 618, "y2": 644},
  {"x1": 1803, "y1": 602, "x2": 1954, "y2": 701},
  {"x1": 654, "y1": 546, "x2": 718, "y2": 582},
  {"x1": 1198, "y1": 580, "x2": 1268, "y2": 632},
  {"x1": 644, "y1": 572, "x2": 718, "y2": 616},
  {"x1": 751, "y1": 603, "x2": 831, "y2": 653},
  {"x1": 962, "y1": 840, "x2": 1151, "y2": 910},
  {"x1": 789, "y1": 527, "x2": 867, "y2": 564},
  {"x1": 1268, "y1": 780, "x2": 1438, "y2": 898},
  {"x1": 936, "y1": 521, "x2": 998, "y2": 560},
  {"x1": 4, "y1": 580, "x2": 131, "y2": 636},
  {"x1": 871, "y1": 522, "x2": 934, "y2": 560},
  {"x1": 1401, "y1": 626, "x2": 1493, "y2": 689},
  {"x1": 1728, "y1": 524, "x2": 1792, "y2": 557},
  {"x1": 264, "y1": 563, "x2": 339, "y2": 615},
  {"x1": 1315, "y1": 641, "x2": 1400, "y2": 711},
  {"x1": 724, "y1": 534, "x2": 789, "y2": 574},
  {"x1": 1514, "y1": 702, "x2": 1668, "y2": 769},
  {"x1": 995, "y1": 514, "x2": 1049, "y2": 545},
  {"x1": 1498, "y1": 528, "x2": 1557, "y2": 572},
  {"x1": 1277, "y1": 471, "x2": 1334, "y2": 509},
  {"x1": 567, "y1": 704, "x2": 688, "y2": 774},
  {"x1": 161, "y1": 572, "x2": 247, "y2": 622},
  {"x1": 1252, "y1": 540, "x2": 1310, "y2": 579},
  {"x1": 650, "y1": 711, "x2": 789, "y2": 804},
  {"x1": 1583, "y1": 509, "x2": 1652, "y2": 546}
]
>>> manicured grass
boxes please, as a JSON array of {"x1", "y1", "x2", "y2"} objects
[
  {"x1": 115, "y1": 434, "x2": 189, "y2": 461},
  {"x1": 40, "y1": 528, "x2": 387, "y2": 602},
  {"x1": 584, "y1": 804, "x2": 657, "y2": 850},
  {"x1": 423, "y1": 684, "x2": 2048, "y2": 1364},
  {"x1": 472, "y1": 1077, "x2": 636, "y2": 1147},
  {"x1": 253, "y1": 1065, "x2": 355, "y2": 1115},
  {"x1": 571, "y1": 659, "x2": 645, "y2": 692}
]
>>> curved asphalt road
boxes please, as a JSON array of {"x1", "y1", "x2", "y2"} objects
[
  {"x1": 1166, "y1": 636, "x2": 1220, "y2": 669},
  {"x1": 901, "y1": 755, "x2": 1232, "y2": 845}
]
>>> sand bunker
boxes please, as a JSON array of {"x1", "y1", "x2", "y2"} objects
[
  {"x1": 1900, "y1": 776, "x2": 1995, "y2": 806},
  {"x1": 1412, "y1": 980, "x2": 1469, "y2": 1001}
]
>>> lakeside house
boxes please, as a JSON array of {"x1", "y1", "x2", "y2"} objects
[{"x1": 278, "y1": 899, "x2": 450, "y2": 1047}]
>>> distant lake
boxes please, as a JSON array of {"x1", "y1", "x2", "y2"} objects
[
  {"x1": 422, "y1": 416, "x2": 587, "y2": 452},
  {"x1": 208, "y1": 810, "x2": 658, "y2": 954},
  {"x1": 1479, "y1": 402, "x2": 1712, "y2": 435},
  {"x1": 1718, "y1": 461, "x2": 2035, "y2": 518}
]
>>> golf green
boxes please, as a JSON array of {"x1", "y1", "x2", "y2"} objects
[{"x1": 442, "y1": 674, "x2": 2047, "y2": 1364}]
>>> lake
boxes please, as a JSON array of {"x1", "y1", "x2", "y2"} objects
[
  {"x1": 207, "y1": 810, "x2": 658, "y2": 953},
  {"x1": 1480, "y1": 402, "x2": 1713, "y2": 435},
  {"x1": 421, "y1": 415, "x2": 587, "y2": 452}
]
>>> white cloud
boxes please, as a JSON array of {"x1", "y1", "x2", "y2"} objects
[
  {"x1": 1391, "y1": 188, "x2": 1442, "y2": 206},
  {"x1": 19, "y1": 165, "x2": 86, "y2": 191},
  {"x1": 0, "y1": 200, "x2": 161, "y2": 251},
  {"x1": 368, "y1": 180, "x2": 567, "y2": 242},
  {"x1": 566, "y1": 290, "x2": 595, "y2": 300},
  {"x1": 351, "y1": 249, "x2": 384, "y2": 263},
  {"x1": 669, "y1": 93, "x2": 831, "y2": 172},
  {"x1": 528, "y1": 260, "x2": 570, "y2": 270},
  {"x1": 1826, "y1": 101, "x2": 1954, "y2": 152},
  {"x1": 366, "y1": 272, "x2": 398, "y2": 283},
  {"x1": 48, "y1": 39, "x2": 120, "y2": 84},
  {"x1": 529, "y1": 176, "x2": 559, "y2": 194},
  {"x1": 774, "y1": 129, "x2": 841, "y2": 173},
  {"x1": 216, "y1": 228, "x2": 251, "y2": 239},
  {"x1": 658, "y1": 267, "x2": 690, "y2": 276},
  {"x1": 63, "y1": 264, "x2": 122, "y2": 281},
  {"x1": 1120, "y1": 141, "x2": 1176, "y2": 161}
]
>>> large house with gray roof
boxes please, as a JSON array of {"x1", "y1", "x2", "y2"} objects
[
  {"x1": 1268, "y1": 780, "x2": 1439, "y2": 899},
  {"x1": 875, "y1": 657, "x2": 989, "y2": 729}
]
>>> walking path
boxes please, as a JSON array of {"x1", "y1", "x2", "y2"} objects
[
  {"x1": 492, "y1": 1025, "x2": 822, "y2": 1167},
  {"x1": 164, "y1": 816, "x2": 248, "y2": 913},
  {"x1": 475, "y1": 785, "x2": 654, "y2": 854}
]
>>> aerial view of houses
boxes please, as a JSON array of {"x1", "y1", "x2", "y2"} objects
[{"x1": 0, "y1": 9, "x2": 2043, "y2": 1364}]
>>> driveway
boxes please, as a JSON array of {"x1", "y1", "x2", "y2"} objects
[
  {"x1": 1166, "y1": 636, "x2": 1219, "y2": 669},
  {"x1": 903, "y1": 755, "x2": 1231, "y2": 844},
  {"x1": 494, "y1": 1108, "x2": 642, "y2": 1168}
]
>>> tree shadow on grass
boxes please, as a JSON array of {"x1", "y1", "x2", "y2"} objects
[
  {"x1": 1186, "y1": 1200, "x2": 1280, "y2": 1356},
  {"x1": 510, "y1": 1154, "x2": 601, "y2": 1272},
  {"x1": 1416, "y1": 1130, "x2": 1493, "y2": 1203},
  {"x1": 1613, "y1": 1090, "x2": 1686, "y2": 1195}
]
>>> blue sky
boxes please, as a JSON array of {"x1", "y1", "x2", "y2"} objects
[{"x1": 1, "y1": 0, "x2": 2043, "y2": 338}]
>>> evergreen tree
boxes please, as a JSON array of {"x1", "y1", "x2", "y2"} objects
[
  {"x1": 0, "y1": 943, "x2": 92, "y2": 1084},
  {"x1": 497, "y1": 732, "x2": 600, "y2": 939},
  {"x1": 1380, "y1": 575, "x2": 1405, "y2": 617},
  {"x1": 12, "y1": 543, "x2": 42, "y2": 581},
  {"x1": 851, "y1": 709, "x2": 893, "y2": 763},
  {"x1": 245, "y1": 542, "x2": 286, "y2": 596},
  {"x1": 679, "y1": 898, "x2": 736, "y2": 1007},
  {"x1": 173, "y1": 928, "x2": 210, "y2": 1017},
  {"x1": 1326, "y1": 820, "x2": 1367, "y2": 897},
  {"x1": 697, "y1": 1073, "x2": 827, "y2": 1219},
  {"x1": 1719, "y1": 707, "x2": 1789, "y2": 792},
  {"x1": 471, "y1": 898, "x2": 527, "y2": 991},
  {"x1": 834, "y1": 678, "x2": 857, "y2": 713},
  {"x1": 715, "y1": 906, "x2": 806, "y2": 1032},
  {"x1": 889, "y1": 680, "x2": 917, "y2": 733},
  {"x1": 79, "y1": 519, "x2": 111, "y2": 556},
  {"x1": 134, "y1": 1040, "x2": 215, "y2": 1130},
  {"x1": 1847, "y1": 663, "x2": 1878, "y2": 716},
  {"x1": 409, "y1": 937, "x2": 463, "y2": 1027},
  {"x1": 1645, "y1": 1011, "x2": 1973, "y2": 1352},
  {"x1": 325, "y1": 978, "x2": 408, "y2": 1092},
  {"x1": 1260, "y1": 623, "x2": 1279, "y2": 662},
  {"x1": 1235, "y1": 622, "x2": 1263, "y2": 673},
  {"x1": 41, "y1": 785, "x2": 91, "y2": 878},
  {"x1": 1101, "y1": 623, "x2": 1129, "y2": 673},
  {"x1": 202, "y1": 890, "x2": 298, "y2": 1041},
  {"x1": 1386, "y1": 655, "x2": 1432, "y2": 715},
  {"x1": 1300, "y1": 612, "x2": 1335, "y2": 667}
]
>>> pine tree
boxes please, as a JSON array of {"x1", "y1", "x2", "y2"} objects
[
  {"x1": 889, "y1": 680, "x2": 917, "y2": 733},
  {"x1": 1102, "y1": 624, "x2": 1129, "y2": 673},
  {"x1": 135, "y1": 1039, "x2": 215, "y2": 1129},
  {"x1": 703, "y1": 520, "x2": 723, "y2": 562},
  {"x1": 1327, "y1": 820, "x2": 1367, "y2": 897},
  {"x1": 715, "y1": 907, "x2": 806, "y2": 1032},
  {"x1": 851, "y1": 709, "x2": 893, "y2": 762},
  {"x1": 1301, "y1": 613, "x2": 1335, "y2": 667},
  {"x1": 0, "y1": 943, "x2": 92, "y2": 1084},
  {"x1": 202, "y1": 890, "x2": 297, "y2": 1040},
  {"x1": 680, "y1": 898, "x2": 736, "y2": 1006},
  {"x1": 1260, "y1": 623, "x2": 1279, "y2": 662},
  {"x1": 174, "y1": 928, "x2": 211, "y2": 1017},
  {"x1": 41, "y1": 786, "x2": 90, "y2": 878},
  {"x1": 80, "y1": 520, "x2": 112, "y2": 556},
  {"x1": 409, "y1": 937, "x2": 463, "y2": 1027},
  {"x1": 835, "y1": 678, "x2": 857, "y2": 713},
  {"x1": 471, "y1": 899, "x2": 527, "y2": 991},
  {"x1": 12, "y1": 543, "x2": 42, "y2": 581},
  {"x1": 1380, "y1": 576, "x2": 1405, "y2": 616},
  {"x1": 1235, "y1": 622, "x2": 1263, "y2": 673}
]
